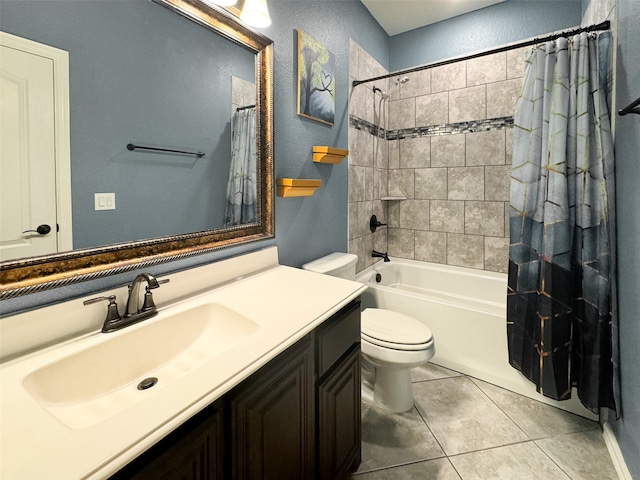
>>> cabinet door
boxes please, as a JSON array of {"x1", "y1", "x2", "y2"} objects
[
  {"x1": 230, "y1": 336, "x2": 315, "y2": 480},
  {"x1": 110, "y1": 405, "x2": 224, "y2": 480},
  {"x1": 318, "y1": 346, "x2": 361, "y2": 480}
]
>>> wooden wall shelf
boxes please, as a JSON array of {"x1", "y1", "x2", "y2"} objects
[
  {"x1": 277, "y1": 178, "x2": 322, "y2": 197},
  {"x1": 313, "y1": 146, "x2": 349, "y2": 164}
]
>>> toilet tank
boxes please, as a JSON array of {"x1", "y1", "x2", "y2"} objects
[{"x1": 301, "y1": 253, "x2": 358, "y2": 280}]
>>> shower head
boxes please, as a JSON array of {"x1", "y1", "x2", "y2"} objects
[{"x1": 382, "y1": 75, "x2": 410, "y2": 99}]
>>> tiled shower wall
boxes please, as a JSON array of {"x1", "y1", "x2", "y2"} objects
[
  {"x1": 348, "y1": 39, "x2": 390, "y2": 273},
  {"x1": 348, "y1": 39, "x2": 529, "y2": 274}
]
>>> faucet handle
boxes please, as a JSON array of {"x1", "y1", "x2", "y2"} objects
[
  {"x1": 127, "y1": 276, "x2": 169, "y2": 290},
  {"x1": 83, "y1": 295, "x2": 122, "y2": 325}
]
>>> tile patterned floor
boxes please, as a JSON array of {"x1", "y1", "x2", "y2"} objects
[{"x1": 351, "y1": 363, "x2": 619, "y2": 480}]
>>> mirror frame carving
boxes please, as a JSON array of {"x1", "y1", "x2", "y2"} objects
[{"x1": 0, "y1": 0, "x2": 273, "y2": 300}]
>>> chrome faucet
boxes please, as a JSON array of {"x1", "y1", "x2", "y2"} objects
[{"x1": 83, "y1": 273, "x2": 169, "y2": 333}]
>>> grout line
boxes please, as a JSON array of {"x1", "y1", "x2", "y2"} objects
[{"x1": 352, "y1": 455, "x2": 448, "y2": 477}]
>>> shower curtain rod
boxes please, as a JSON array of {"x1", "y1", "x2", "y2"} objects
[{"x1": 352, "y1": 20, "x2": 610, "y2": 88}]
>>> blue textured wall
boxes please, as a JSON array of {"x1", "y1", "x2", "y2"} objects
[
  {"x1": 389, "y1": 0, "x2": 582, "y2": 70},
  {"x1": 612, "y1": 0, "x2": 640, "y2": 476}
]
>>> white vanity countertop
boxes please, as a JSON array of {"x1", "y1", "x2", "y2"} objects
[{"x1": 0, "y1": 263, "x2": 366, "y2": 479}]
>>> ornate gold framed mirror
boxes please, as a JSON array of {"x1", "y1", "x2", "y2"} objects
[{"x1": 0, "y1": 0, "x2": 273, "y2": 299}]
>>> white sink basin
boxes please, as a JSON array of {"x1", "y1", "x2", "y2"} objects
[{"x1": 23, "y1": 302, "x2": 259, "y2": 429}]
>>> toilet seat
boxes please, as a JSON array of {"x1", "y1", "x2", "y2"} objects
[{"x1": 361, "y1": 308, "x2": 433, "y2": 351}]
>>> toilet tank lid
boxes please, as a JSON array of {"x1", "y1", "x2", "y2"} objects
[{"x1": 301, "y1": 252, "x2": 358, "y2": 274}]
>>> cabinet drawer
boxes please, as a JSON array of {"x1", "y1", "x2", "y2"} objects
[{"x1": 316, "y1": 300, "x2": 360, "y2": 378}]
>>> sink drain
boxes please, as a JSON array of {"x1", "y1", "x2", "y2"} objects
[{"x1": 137, "y1": 377, "x2": 158, "y2": 390}]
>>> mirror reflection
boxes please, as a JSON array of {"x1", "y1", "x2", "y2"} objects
[{"x1": 0, "y1": 0, "x2": 257, "y2": 262}]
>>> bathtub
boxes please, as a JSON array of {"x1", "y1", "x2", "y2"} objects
[{"x1": 357, "y1": 257, "x2": 596, "y2": 419}]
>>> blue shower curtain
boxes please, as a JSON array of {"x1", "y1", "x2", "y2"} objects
[
  {"x1": 507, "y1": 32, "x2": 618, "y2": 414},
  {"x1": 224, "y1": 108, "x2": 257, "y2": 227}
]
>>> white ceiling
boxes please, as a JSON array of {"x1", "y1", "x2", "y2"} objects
[{"x1": 361, "y1": 0, "x2": 508, "y2": 36}]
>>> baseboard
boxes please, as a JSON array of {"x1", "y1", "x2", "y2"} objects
[{"x1": 602, "y1": 422, "x2": 633, "y2": 480}]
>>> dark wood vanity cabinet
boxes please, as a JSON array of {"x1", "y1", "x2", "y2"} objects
[
  {"x1": 228, "y1": 335, "x2": 316, "y2": 480},
  {"x1": 112, "y1": 299, "x2": 361, "y2": 480},
  {"x1": 110, "y1": 404, "x2": 225, "y2": 480}
]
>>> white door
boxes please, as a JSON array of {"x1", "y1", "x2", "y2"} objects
[{"x1": 0, "y1": 32, "x2": 71, "y2": 261}]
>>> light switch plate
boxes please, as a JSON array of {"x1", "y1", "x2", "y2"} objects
[{"x1": 94, "y1": 193, "x2": 115, "y2": 211}]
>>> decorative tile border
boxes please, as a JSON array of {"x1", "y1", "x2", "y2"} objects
[{"x1": 349, "y1": 114, "x2": 513, "y2": 140}]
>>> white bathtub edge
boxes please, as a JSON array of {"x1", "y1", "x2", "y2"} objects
[{"x1": 603, "y1": 421, "x2": 633, "y2": 480}]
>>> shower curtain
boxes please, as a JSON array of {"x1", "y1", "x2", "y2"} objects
[
  {"x1": 507, "y1": 31, "x2": 618, "y2": 414},
  {"x1": 224, "y1": 108, "x2": 257, "y2": 227}
]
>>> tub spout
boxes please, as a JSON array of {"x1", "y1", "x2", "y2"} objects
[{"x1": 372, "y1": 250, "x2": 390, "y2": 262}]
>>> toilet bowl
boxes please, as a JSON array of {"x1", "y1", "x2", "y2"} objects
[{"x1": 301, "y1": 253, "x2": 435, "y2": 413}]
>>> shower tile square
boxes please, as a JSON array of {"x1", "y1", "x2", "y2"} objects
[
  {"x1": 505, "y1": 127, "x2": 514, "y2": 164},
  {"x1": 487, "y1": 78, "x2": 523, "y2": 119},
  {"x1": 430, "y1": 200, "x2": 464, "y2": 233},
  {"x1": 387, "y1": 201, "x2": 400, "y2": 228},
  {"x1": 415, "y1": 168, "x2": 447, "y2": 200},
  {"x1": 350, "y1": 234, "x2": 372, "y2": 273},
  {"x1": 485, "y1": 165, "x2": 511, "y2": 201},
  {"x1": 465, "y1": 201, "x2": 504, "y2": 237},
  {"x1": 449, "y1": 85, "x2": 486, "y2": 123},
  {"x1": 375, "y1": 167, "x2": 388, "y2": 199},
  {"x1": 446, "y1": 234, "x2": 484, "y2": 269},
  {"x1": 484, "y1": 237, "x2": 509, "y2": 273},
  {"x1": 449, "y1": 441, "x2": 571, "y2": 480},
  {"x1": 350, "y1": 79, "x2": 372, "y2": 123},
  {"x1": 399, "y1": 200, "x2": 430, "y2": 231},
  {"x1": 349, "y1": 165, "x2": 367, "y2": 202},
  {"x1": 471, "y1": 378, "x2": 599, "y2": 440},
  {"x1": 411, "y1": 362, "x2": 462, "y2": 382},
  {"x1": 353, "y1": 458, "x2": 461, "y2": 480},
  {"x1": 535, "y1": 429, "x2": 619, "y2": 480},
  {"x1": 400, "y1": 69, "x2": 430, "y2": 99},
  {"x1": 375, "y1": 134, "x2": 388, "y2": 170},
  {"x1": 389, "y1": 140, "x2": 400, "y2": 169},
  {"x1": 507, "y1": 46, "x2": 530, "y2": 79},
  {"x1": 373, "y1": 228, "x2": 388, "y2": 255},
  {"x1": 349, "y1": 126, "x2": 374, "y2": 167},
  {"x1": 400, "y1": 136, "x2": 430, "y2": 168},
  {"x1": 413, "y1": 376, "x2": 529, "y2": 455},
  {"x1": 389, "y1": 169, "x2": 415, "y2": 198},
  {"x1": 349, "y1": 202, "x2": 358, "y2": 240},
  {"x1": 365, "y1": 167, "x2": 375, "y2": 201},
  {"x1": 431, "y1": 62, "x2": 466, "y2": 93},
  {"x1": 358, "y1": 45, "x2": 375, "y2": 82},
  {"x1": 388, "y1": 228, "x2": 415, "y2": 259},
  {"x1": 357, "y1": 403, "x2": 445, "y2": 473},
  {"x1": 466, "y1": 52, "x2": 507, "y2": 86},
  {"x1": 431, "y1": 134, "x2": 465, "y2": 168},
  {"x1": 372, "y1": 58, "x2": 387, "y2": 80},
  {"x1": 447, "y1": 167, "x2": 484, "y2": 201},
  {"x1": 389, "y1": 98, "x2": 416, "y2": 130},
  {"x1": 465, "y1": 129, "x2": 506, "y2": 166},
  {"x1": 416, "y1": 92, "x2": 449, "y2": 127},
  {"x1": 415, "y1": 231, "x2": 447, "y2": 264},
  {"x1": 356, "y1": 201, "x2": 375, "y2": 238}
]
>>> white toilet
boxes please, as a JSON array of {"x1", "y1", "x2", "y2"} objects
[{"x1": 302, "y1": 252, "x2": 435, "y2": 413}]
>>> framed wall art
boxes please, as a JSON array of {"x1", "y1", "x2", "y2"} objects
[{"x1": 297, "y1": 29, "x2": 335, "y2": 125}]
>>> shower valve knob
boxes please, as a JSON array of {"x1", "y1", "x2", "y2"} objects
[{"x1": 370, "y1": 215, "x2": 387, "y2": 232}]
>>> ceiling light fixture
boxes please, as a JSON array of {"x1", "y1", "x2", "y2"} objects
[{"x1": 240, "y1": 0, "x2": 271, "y2": 28}]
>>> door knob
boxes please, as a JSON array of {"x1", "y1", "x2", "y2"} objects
[{"x1": 22, "y1": 224, "x2": 51, "y2": 235}]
